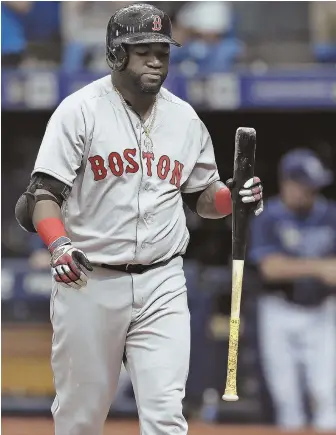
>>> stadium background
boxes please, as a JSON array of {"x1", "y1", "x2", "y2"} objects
[{"x1": 2, "y1": 1, "x2": 336, "y2": 434}]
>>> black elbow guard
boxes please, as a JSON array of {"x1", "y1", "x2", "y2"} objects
[{"x1": 15, "y1": 173, "x2": 71, "y2": 233}]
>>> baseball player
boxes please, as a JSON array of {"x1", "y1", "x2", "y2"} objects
[
  {"x1": 15, "y1": 4, "x2": 263, "y2": 435},
  {"x1": 249, "y1": 149, "x2": 336, "y2": 431}
]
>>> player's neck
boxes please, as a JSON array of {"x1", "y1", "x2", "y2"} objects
[
  {"x1": 124, "y1": 92, "x2": 155, "y2": 121},
  {"x1": 112, "y1": 76, "x2": 156, "y2": 121}
]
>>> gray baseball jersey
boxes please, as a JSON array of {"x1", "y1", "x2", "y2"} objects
[
  {"x1": 37, "y1": 75, "x2": 221, "y2": 435},
  {"x1": 33, "y1": 75, "x2": 219, "y2": 265}
]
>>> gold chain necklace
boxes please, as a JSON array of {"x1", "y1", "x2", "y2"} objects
[{"x1": 114, "y1": 86, "x2": 158, "y2": 153}]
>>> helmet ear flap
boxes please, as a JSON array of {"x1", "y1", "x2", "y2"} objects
[{"x1": 106, "y1": 44, "x2": 128, "y2": 71}]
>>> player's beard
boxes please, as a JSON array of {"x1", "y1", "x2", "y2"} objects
[{"x1": 124, "y1": 68, "x2": 167, "y2": 95}]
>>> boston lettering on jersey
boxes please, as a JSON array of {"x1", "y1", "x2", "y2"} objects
[{"x1": 88, "y1": 148, "x2": 184, "y2": 188}]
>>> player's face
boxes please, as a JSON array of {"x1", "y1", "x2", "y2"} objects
[
  {"x1": 281, "y1": 179, "x2": 317, "y2": 214},
  {"x1": 125, "y1": 43, "x2": 170, "y2": 94}
]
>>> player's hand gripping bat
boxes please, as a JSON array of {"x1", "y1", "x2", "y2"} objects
[{"x1": 222, "y1": 127, "x2": 257, "y2": 402}]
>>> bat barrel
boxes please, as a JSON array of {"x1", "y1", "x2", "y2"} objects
[
  {"x1": 233, "y1": 127, "x2": 256, "y2": 186},
  {"x1": 231, "y1": 127, "x2": 256, "y2": 261}
]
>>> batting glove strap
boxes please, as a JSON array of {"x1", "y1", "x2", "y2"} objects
[
  {"x1": 51, "y1": 244, "x2": 93, "y2": 290},
  {"x1": 48, "y1": 236, "x2": 72, "y2": 254}
]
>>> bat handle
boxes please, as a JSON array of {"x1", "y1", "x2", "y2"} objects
[
  {"x1": 222, "y1": 259, "x2": 244, "y2": 402},
  {"x1": 222, "y1": 318, "x2": 240, "y2": 402},
  {"x1": 222, "y1": 393, "x2": 239, "y2": 402}
]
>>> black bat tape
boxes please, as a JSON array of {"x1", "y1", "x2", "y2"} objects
[
  {"x1": 232, "y1": 127, "x2": 257, "y2": 261},
  {"x1": 235, "y1": 128, "x2": 256, "y2": 150},
  {"x1": 233, "y1": 128, "x2": 256, "y2": 182},
  {"x1": 236, "y1": 126, "x2": 256, "y2": 136}
]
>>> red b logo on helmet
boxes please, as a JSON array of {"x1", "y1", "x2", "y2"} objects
[{"x1": 152, "y1": 15, "x2": 162, "y2": 31}]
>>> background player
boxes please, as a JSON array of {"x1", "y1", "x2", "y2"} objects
[
  {"x1": 15, "y1": 4, "x2": 263, "y2": 435},
  {"x1": 249, "y1": 149, "x2": 336, "y2": 431}
]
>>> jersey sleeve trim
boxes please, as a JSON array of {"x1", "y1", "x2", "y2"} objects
[
  {"x1": 32, "y1": 168, "x2": 73, "y2": 187},
  {"x1": 180, "y1": 175, "x2": 221, "y2": 194}
]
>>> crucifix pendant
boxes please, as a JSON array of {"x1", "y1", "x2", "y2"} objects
[{"x1": 144, "y1": 136, "x2": 153, "y2": 153}]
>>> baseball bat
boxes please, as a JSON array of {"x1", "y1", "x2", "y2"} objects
[{"x1": 222, "y1": 127, "x2": 256, "y2": 402}]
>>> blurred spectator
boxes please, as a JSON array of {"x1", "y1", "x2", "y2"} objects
[
  {"x1": 170, "y1": 1, "x2": 244, "y2": 76},
  {"x1": 1, "y1": 1, "x2": 32, "y2": 67},
  {"x1": 25, "y1": 2, "x2": 60, "y2": 42},
  {"x1": 1, "y1": 1, "x2": 61, "y2": 69},
  {"x1": 61, "y1": 1, "x2": 132, "y2": 72},
  {"x1": 249, "y1": 149, "x2": 336, "y2": 431},
  {"x1": 23, "y1": 1, "x2": 61, "y2": 68},
  {"x1": 310, "y1": 2, "x2": 336, "y2": 63}
]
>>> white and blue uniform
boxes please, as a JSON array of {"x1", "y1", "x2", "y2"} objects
[{"x1": 249, "y1": 195, "x2": 336, "y2": 430}]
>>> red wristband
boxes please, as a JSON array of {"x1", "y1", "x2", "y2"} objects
[
  {"x1": 214, "y1": 187, "x2": 232, "y2": 216},
  {"x1": 36, "y1": 217, "x2": 67, "y2": 247}
]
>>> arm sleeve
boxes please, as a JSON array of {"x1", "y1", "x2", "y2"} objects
[
  {"x1": 248, "y1": 207, "x2": 283, "y2": 265},
  {"x1": 181, "y1": 119, "x2": 220, "y2": 193},
  {"x1": 32, "y1": 97, "x2": 86, "y2": 187}
]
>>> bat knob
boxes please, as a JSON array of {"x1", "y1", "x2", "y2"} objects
[{"x1": 222, "y1": 394, "x2": 239, "y2": 402}]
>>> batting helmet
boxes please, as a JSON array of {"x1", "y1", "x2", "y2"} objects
[{"x1": 106, "y1": 3, "x2": 181, "y2": 71}]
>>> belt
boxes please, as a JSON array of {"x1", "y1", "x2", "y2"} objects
[{"x1": 99, "y1": 254, "x2": 180, "y2": 274}]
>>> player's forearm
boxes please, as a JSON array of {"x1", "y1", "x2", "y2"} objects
[
  {"x1": 196, "y1": 181, "x2": 232, "y2": 219},
  {"x1": 259, "y1": 254, "x2": 323, "y2": 281},
  {"x1": 32, "y1": 189, "x2": 68, "y2": 249},
  {"x1": 32, "y1": 190, "x2": 63, "y2": 226}
]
